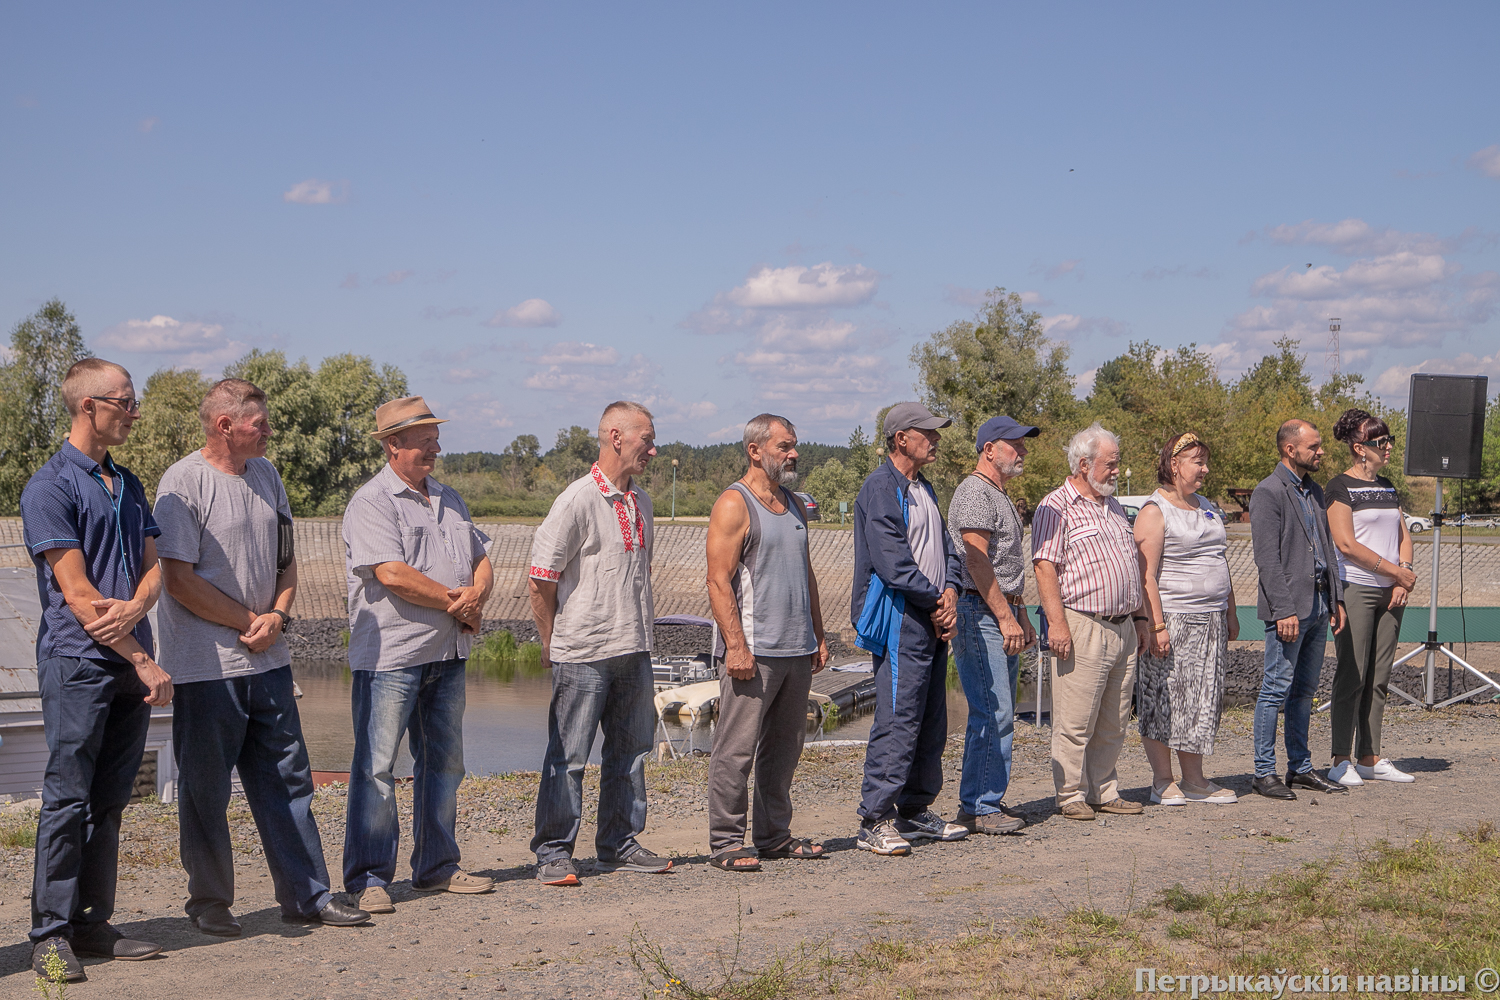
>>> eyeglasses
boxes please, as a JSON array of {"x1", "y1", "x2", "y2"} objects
[
  {"x1": 1359, "y1": 435, "x2": 1393, "y2": 450},
  {"x1": 90, "y1": 395, "x2": 141, "y2": 414}
]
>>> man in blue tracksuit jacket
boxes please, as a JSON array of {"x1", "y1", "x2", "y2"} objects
[{"x1": 851, "y1": 402, "x2": 969, "y2": 856}]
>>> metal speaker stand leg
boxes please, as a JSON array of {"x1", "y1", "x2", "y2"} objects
[{"x1": 1387, "y1": 478, "x2": 1500, "y2": 709}]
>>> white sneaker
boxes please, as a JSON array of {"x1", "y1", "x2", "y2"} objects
[
  {"x1": 1328, "y1": 760, "x2": 1364, "y2": 787},
  {"x1": 1355, "y1": 758, "x2": 1415, "y2": 783},
  {"x1": 1150, "y1": 781, "x2": 1187, "y2": 806},
  {"x1": 1181, "y1": 781, "x2": 1237, "y2": 804}
]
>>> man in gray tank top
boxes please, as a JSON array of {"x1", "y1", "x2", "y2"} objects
[{"x1": 704, "y1": 414, "x2": 830, "y2": 871}]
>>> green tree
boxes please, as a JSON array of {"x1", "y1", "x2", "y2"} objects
[
  {"x1": 223, "y1": 349, "x2": 408, "y2": 515},
  {"x1": 0, "y1": 300, "x2": 92, "y2": 512},
  {"x1": 910, "y1": 288, "x2": 1079, "y2": 512},
  {"x1": 501, "y1": 434, "x2": 541, "y2": 491},
  {"x1": 1085, "y1": 341, "x2": 1229, "y2": 499},
  {"x1": 800, "y1": 426, "x2": 883, "y2": 515},
  {"x1": 112, "y1": 368, "x2": 214, "y2": 501},
  {"x1": 542, "y1": 426, "x2": 598, "y2": 485}
]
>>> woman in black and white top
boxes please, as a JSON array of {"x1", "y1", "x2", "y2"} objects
[{"x1": 1324, "y1": 408, "x2": 1417, "y2": 786}]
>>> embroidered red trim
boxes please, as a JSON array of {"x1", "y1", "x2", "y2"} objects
[
  {"x1": 590, "y1": 463, "x2": 644, "y2": 552},
  {"x1": 529, "y1": 565, "x2": 561, "y2": 581}
]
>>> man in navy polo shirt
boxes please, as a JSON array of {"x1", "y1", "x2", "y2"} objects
[{"x1": 20, "y1": 358, "x2": 173, "y2": 982}]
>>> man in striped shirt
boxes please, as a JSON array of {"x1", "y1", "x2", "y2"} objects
[{"x1": 1032, "y1": 422, "x2": 1149, "y2": 821}]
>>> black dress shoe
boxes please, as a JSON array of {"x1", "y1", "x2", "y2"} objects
[
  {"x1": 1287, "y1": 768, "x2": 1348, "y2": 794},
  {"x1": 1251, "y1": 775, "x2": 1297, "y2": 800},
  {"x1": 32, "y1": 937, "x2": 85, "y2": 982},
  {"x1": 282, "y1": 897, "x2": 371, "y2": 927},
  {"x1": 71, "y1": 923, "x2": 161, "y2": 961},
  {"x1": 191, "y1": 903, "x2": 242, "y2": 937}
]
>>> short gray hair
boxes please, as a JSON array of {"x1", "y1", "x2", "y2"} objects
[
  {"x1": 599, "y1": 400, "x2": 653, "y2": 437},
  {"x1": 1066, "y1": 422, "x2": 1120, "y2": 475},
  {"x1": 199, "y1": 377, "x2": 267, "y2": 433},
  {"x1": 742, "y1": 413, "x2": 795, "y2": 453}
]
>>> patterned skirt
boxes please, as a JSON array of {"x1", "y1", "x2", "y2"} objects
[{"x1": 1136, "y1": 610, "x2": 1227, "y2": 755}]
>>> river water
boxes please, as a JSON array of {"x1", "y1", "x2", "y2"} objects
[{"x1": 291, "y1": 659, "x2": 971, "y2": 776}]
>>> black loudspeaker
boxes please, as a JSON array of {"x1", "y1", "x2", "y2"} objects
[{"x1": 1404, "y1": 374, "x2": 1488, "y2": 479}]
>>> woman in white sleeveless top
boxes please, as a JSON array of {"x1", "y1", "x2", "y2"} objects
[{"x1": 1133, "y1": 433, "x2": 1239, "y2": 806}]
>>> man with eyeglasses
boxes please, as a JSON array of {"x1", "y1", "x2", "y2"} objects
[{"x1": 20, "y1": 359, "x2": 172, "y2": 981}]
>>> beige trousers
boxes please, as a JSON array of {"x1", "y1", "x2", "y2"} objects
[{"x1": 1050, "y1": 609, "x2": 1137, "y2": 806}]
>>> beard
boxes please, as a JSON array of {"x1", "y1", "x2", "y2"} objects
[
  {"x1": 762, "y1": 454, "x2": 798, "y2": 487},
  {"x1": 1088, "y1": 471, "x2": 1118, "y2": 496},
  {"x1": 998, "y1": 456, "x2": 1024, "y2": 478}
]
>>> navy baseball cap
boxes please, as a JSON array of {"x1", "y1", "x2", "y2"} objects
[{"x1": 975, "y1": 415, "x2": 1041, "y2": 453}]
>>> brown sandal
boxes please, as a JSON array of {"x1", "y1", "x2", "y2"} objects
[{"x1": 709, "y1": 848, "x2": 761, "y2": 872}]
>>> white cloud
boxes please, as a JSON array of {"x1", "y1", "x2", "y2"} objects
[
  {"x1": 443, "y1": 368, "x2": 492, "y2": 384},
  {"x1": 282, "y1": 178, "x2": 349, "y2": 205},
  {"x1": 1018, "y1": 290, "x2": 1053, "y2": 307},
  {"x1": 339, "y1": 273, "x2": 360, "y2": 290},
  {"x1": 725, "y1": 262, "x2": 879, "y2": 309},
  {"x1": 375, "y1": 270, "x2": 414, "y2": 287},
  {"x1": 1042, "y1": 313, "x2": 1130, "y2": 338},
  {"x1": 1260, "y1": 218, "x2": 1462, "y2": 256},
  {"x1": 1140, "y1": 265, "x2": 1216, "y2": 280},
  {"x1": 1469, "y1": 145, "x2": 1500, "y2": 179},
  {"x1": 1372, "y1": 352, "x2": 1500, "y2": 395},
  {"x1": 484, "y1": 298, "x2": 561, "y2": 328},
  {"x1": 530, "y1": 342, "x2": 620, "y2": 366},
  {"x1": 1073, "y1": 367, "x2": 1099, "y2": 396},
  {"x1": 943, "y1": 285, "x2": 989, "y2": 307},
  {"x1": 524, "y1": 352, "x2": 658, "y2": 395},
  {"x1": 96, "y1": 315, "x2": 249, "y2": 369},
  {"x1": 1040, "y1": 258, "x2": 1082, "y2": 281},
  {"x1": 440, "y1": 392, "x2": 515, "y2": 434},
  {"x1": 138, "y1": 117, "x2": 159, "y2": 133}
]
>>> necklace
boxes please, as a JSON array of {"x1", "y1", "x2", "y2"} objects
[{"x1": 741, "y1": 477, "x2": 786, "y2": 513}]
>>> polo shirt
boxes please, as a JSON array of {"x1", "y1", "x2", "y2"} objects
[
  {"x1": 343, "y1": 464, "x2": 491, "y2": 671},
  {"x1": 21, "y1": 441, "x2": 160, "y2": 663},
  {"x1": 528, "y1": 464, "x2": 655, "y2": 663}
]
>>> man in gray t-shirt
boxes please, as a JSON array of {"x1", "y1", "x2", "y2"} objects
[
  {"x1": 156, "y1": 379, "x2": 366, "y2": 936},
  {"x1": 945, "y1": 415, "x2": 1039, "y2": 835}
]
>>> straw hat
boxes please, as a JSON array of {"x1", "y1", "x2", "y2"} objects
[{"x1": 370, "y1": 395, "x2": 448, "y2": 439}]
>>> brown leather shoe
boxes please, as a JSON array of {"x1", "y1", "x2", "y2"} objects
[
  {"x1": 1092, "y1": 798, "x2": 1144, "y2": 815},
  {"x1": 1059, "y1": 801, "x2": 1096, "y2": 821}
]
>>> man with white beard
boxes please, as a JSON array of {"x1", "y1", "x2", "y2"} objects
[
  {"x1": 703, "y1": 414, "x2": 830, "y2": 871},
  {"x1": 1031, "y1": 423, "x2": 1150, "y2": 821}
]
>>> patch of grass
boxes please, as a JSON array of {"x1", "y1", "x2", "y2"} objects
[
  {"x1": 468, "y1": 631, "x2": 545, "y2": 676},
  {"x1": 822, "y1": 832, "x2": 1500, "y2": 999},
  {"x1": 628, "y1": 899, "x2": 833, "y2": 999},
  {"x1": 0, "y1": 811, "x2": 38, "y2": 850}
]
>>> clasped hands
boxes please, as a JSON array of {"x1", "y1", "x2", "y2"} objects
[
  {"x1": 931, "y1": 588, "x2": 958, "y2": 642},
  {"x1": 445, "y1": 584, "x2": 484, "y2": 633}
]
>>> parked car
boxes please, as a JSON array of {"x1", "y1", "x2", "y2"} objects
[
  {"x1": 1405, "y1": 512, "x2": 1432, "y2": 534},
  {"x1": 793, "y1": 491, "x2": 821, "y2": 521}
]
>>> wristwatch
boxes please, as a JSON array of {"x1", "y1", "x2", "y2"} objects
[
  {"x1": 270, "y1": 608, "x2": 292, "y2": 626},
  {"x1": 1398, "y1": 561, "x2": 1414, "y2": 570}
]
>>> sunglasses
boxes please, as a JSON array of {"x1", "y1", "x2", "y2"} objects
[
  {"x1": 90, "y1": 395, "x2": 142, "y2": 414},
  {"x1": 1359, "y1": 435, "x2": 1393, "y2": 450}
]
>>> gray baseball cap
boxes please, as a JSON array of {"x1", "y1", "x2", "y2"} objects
[{"x1": 882, "y1": 401, "x2": 952, "y2": 439}]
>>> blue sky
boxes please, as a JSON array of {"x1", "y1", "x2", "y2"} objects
[{"x1": 4, "y1": 4, "x2": 1498, "y2": 452}]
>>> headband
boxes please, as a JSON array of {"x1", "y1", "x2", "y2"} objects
[{"x1": 1171, "y1": 432, "x2": 1202, "y2": 457}]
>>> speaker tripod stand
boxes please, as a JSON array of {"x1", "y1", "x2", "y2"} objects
[{"x1": 1389, "y1": 478, "x2": 1500, "y2": 709}]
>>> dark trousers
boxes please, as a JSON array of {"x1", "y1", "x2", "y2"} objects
[
  {"x1": 859, "y1": 615, "x2": 948, "y2": 824},
  {"x1": 174, "y1": 666, "x2": 333, "y2": 919},
  {"x1": 32, "y1": 656, "x2": 151, "y2": 943}
]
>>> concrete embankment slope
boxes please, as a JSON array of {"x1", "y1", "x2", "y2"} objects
[{"x1": 2, "y1": 518, "x2": 1497, "y2": 635}]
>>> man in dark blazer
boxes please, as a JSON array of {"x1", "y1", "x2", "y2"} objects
[{"x1": 1249, "y1": 419, "x2": 1348, "y2": 800}]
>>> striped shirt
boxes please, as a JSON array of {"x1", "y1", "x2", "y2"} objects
[
  {"x1": 1030, "y1": 478, "x2": 1142, "y2": 617},
  {"x1": 343, "y1": 464, "x2": 491, "y2": 671}
]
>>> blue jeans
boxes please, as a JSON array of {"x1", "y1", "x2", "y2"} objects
[
  {"x1": 1254, "y1": 589, "x2": 1329, "y2": 777},
  {"x1": 343, "y1": 660, "x2": 467, "y2": 892},
  {"x1": 31, "y1": 656, "x2": 150, "y2": 943},
  {"x1": 174, "y1": 666, "x2": 332, "y2": 919},
  {"x1": 531, "y1": 653, "x2": 654, "y2": 865},
  {"x1": 952, "y1": 594, "x2": 1021, "y2": 816}
]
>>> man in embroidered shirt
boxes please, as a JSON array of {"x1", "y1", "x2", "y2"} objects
[
  {"x1": 528, "y1": 400, "x2": 671, "y2": 886},
  {"x1": 342, "y1": 396, "x2": 497, "y2": 914},
  {"x1": 1032, "y1": 422, "x2": 1149, "y2": 821},
  {"x1": 851, "y1": 402, "x2": 969, "y2": 857},
  {"x1": 20, "y1": 358, "x2": 171, "y2": 980}
]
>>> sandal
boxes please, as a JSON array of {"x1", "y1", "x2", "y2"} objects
[
  {"x1": 709, "y1": 848, "x2": 761, "y2": 872},
  {"x1": 759, "y1": 837, "x2": 826, "y2": 860}
]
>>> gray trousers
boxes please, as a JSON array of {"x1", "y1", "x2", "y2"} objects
[
  {"x1": 707, "y1": 654, "x2": 812, "y2": 856},
  {"x1": 1331, "y1": 581, "x2": 1403, "y2": 759}
]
